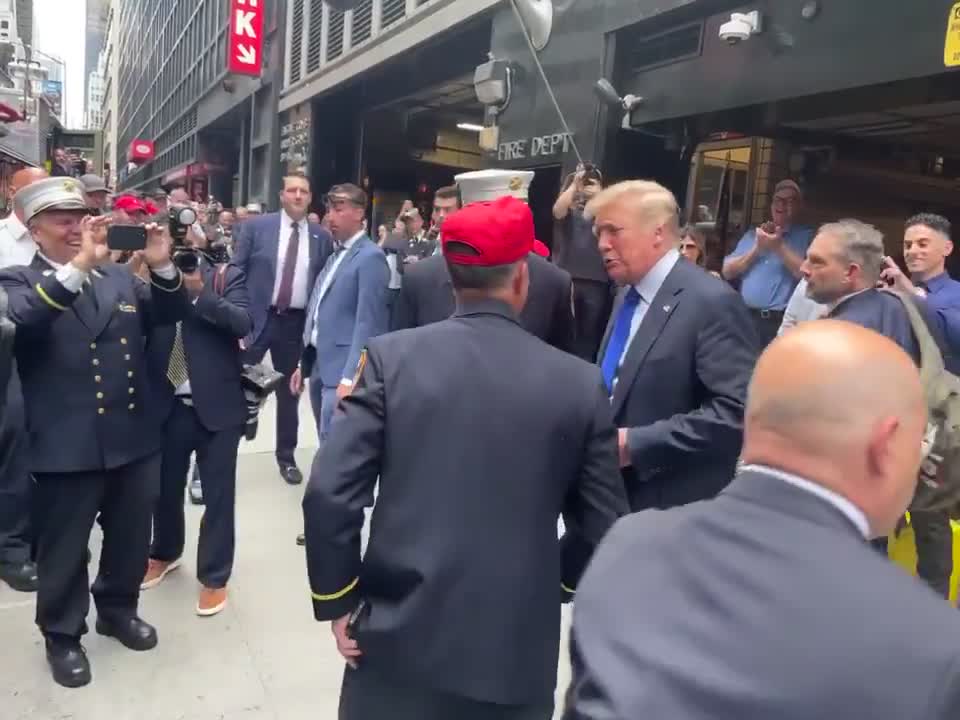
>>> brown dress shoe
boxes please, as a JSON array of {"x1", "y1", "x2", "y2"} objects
[
  {"x1": 141, "y1": 558, "x2": 181, "y2": 590},
  {"x1": 197, "y1": 586, "x2": 228, "y2": 617}
]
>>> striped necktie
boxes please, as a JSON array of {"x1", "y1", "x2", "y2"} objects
[{"x1": 167, "y1": 322, "x2": 189, "y2": 388}]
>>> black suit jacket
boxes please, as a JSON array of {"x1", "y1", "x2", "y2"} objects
[
  {"x1": 303, "y1": 299, "x2": 628, "y2": 706},
  {"x1": 145, "y1": 260, "x2": 251, "y2": 432},
  {"x1": 0, "y1": 256, "x2": 189, "y2": 473},
  {"x1": 391, "y1": 253, "x2": 575, "y2": 353},
  {"x1": 600, "y1": 258, "x2": 759, "y2": 511}
]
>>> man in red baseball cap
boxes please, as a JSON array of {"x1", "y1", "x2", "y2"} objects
[
  {"x1": 112, "y1": 195, "x2": 148, "y2": 225},
  {"x1": 302, "y1": 194, "x2": 628, "y2": 720}
]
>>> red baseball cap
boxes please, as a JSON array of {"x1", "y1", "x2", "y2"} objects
[
  {"x1": 144, "y1": 200, "x2": 159, "y2": 215},
  {"x1": 533, "y1": 239, "x2": 550, "y2": 258},
  {"x1": 113, "y1": 195, "x2": 147, "y2": 214},
  {"x1": 442, "y1": 196, "x2": 536, "y2": 266}
]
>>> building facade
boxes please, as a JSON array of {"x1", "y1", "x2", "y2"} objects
[
  {"x1": 84, "y1": 0, "x2": 108, "y2": 126},
  {"x1": 113, "y1": 0, "x2": 286, "y2": 208}
]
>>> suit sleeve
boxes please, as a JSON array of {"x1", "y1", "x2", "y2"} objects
[
  {"x1": 550, "y1": 270, "x2": 576, "y2": 354},
  {"x1": 302, "y1": 344, "x2": 385, "y2": 620},
  {"x1": 342, "y1": 252, "x2": 390, "y2": 382},
  {"x1": 0, "y1": 267, "x2": 81, "y2": 332},
  {"x1": 626, "y1": 289, "x2": 758, "y2": 470},
  {"x1": 391, "y1": 268, "x2": 418, "y2": 331},
  {"x1": 561, "y1": 380, "x2": 630, "y2": 600},
  {"x1": 192, "y1": 266, "x2": 252, "y2": 338},
  {"x1": 133, "y1": 266, "x2": 190, "y2": 329},
  {"x1": 231, "y1": 220, "x2": 253, "y2": 276}
]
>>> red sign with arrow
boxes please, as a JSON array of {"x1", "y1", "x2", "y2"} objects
[{"x1": 227, "y1": 0, "x2": 264, "y2": 77}]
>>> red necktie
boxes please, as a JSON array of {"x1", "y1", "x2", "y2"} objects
[{"x1": 276, "y1": 222, "x2": 300, "y2": 311}]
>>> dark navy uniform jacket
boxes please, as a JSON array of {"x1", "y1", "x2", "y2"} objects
[
  {"x1": 144, "y1": 260, "x2": 251, "y2": 432},
  {"x1": 391, "y1": 252, "x2": 576, "y2": 353},
  {"x1": 0, "y1": 256, "x2": 189, "y2": 473},
  {"x1": 303, "y1": 299, "x2": 628, "y2": 707}
]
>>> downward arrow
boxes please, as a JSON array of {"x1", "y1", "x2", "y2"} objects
[{"x1": 237, "y1": 44, "x2": 258, "y2": 65}]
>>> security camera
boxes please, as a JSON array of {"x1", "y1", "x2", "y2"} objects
[{"x1": 719, "y1": 11, "x2": 761, "y2": 45}]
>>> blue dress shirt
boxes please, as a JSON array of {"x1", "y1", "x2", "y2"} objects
[
  {"x1": 921, "y1": 272, "x2": 960, "y2": 356},
  {"x1": 726, "y1": 225, "x2": 815, "y2": 311}
]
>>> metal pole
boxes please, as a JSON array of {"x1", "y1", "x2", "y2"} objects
[{"x1": 508, "y1": 0, "x2": 583, "y2": 164}]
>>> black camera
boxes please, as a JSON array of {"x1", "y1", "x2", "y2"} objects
[
  {"x1": 240, "y1": 364, "x2": 286, "y2": 441},
  {"x1": 168, "y1": 204, "x2": 197, "y2": 243},
  {"x1": 173, "y1": 247, "x2": 201, "y2": 274}
]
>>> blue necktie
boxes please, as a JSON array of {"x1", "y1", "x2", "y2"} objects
[{"x1": 600, "y1": 288, "x2": 641, "y2": 392}]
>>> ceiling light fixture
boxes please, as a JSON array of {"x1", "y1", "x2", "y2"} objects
[{"x1": 457, "y1": 123, "x2": 485, "y2": 132}]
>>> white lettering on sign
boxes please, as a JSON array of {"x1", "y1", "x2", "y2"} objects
[
  {"x1": 235, "y1": 11, "x2": 256, "y2": 38},
  {"x1": 236, "y1": 44, "x2": 257, "y2": 65},
  {"x1": 498, "y1": 132, "x2": 572, "y2": 160}
]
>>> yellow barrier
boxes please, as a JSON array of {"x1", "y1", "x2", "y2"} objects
[{"x1": 887, "y1": 518, "x2": 960, "y2": 605}]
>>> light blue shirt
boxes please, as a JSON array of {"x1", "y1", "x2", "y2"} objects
[
  {"x1": 614, "y1": 248, "x2": 680, "y2": 372},
  {"x1": 727, "y1": 225, "x2": 814, "y2": 311}
]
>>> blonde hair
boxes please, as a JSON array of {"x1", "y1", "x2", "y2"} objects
[{"x1": 585, "y1": 180, "x2": 680, "y2": 235}]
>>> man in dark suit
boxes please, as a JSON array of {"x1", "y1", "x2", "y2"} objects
[
  {"x1": 302, "y1": 196, "x2": 628, "y2": 720},
  {"x1": 232, "y1": 172, "x2": 332, "y2": 485},
  {"x1": 565, "y1": 321, "x2": 960, "y2": 719},
  {"x1": 591, "y1": 180, "x2": 759, "y2": 511},
  {"x1": 392, "y1": 171, "x2": 575, "y2": 353},
  {"x1": 801, "y1": 219, "x2": 956, "y2": 598},
  {"x1": 141, "y1": 238, "x2": 251, "y2": 617},
  {"x1": 0, "y1": 177, "x2": 188, "y2": 688}
]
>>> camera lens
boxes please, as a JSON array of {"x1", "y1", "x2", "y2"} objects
[
  {"x1": 178, "y1": 207, "x2": 197, "y2": 225},
  {"x1": 173, "y1": 249, "x2": 200, "y2": 273}
]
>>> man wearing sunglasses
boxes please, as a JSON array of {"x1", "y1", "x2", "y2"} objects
[{"x1": 722, "y1": 179, "x2": 814, "y2": 346}]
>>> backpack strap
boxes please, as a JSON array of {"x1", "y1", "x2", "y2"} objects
[
  {"x1": 212, "y1": 263, "x2": 229, "y2": 297},
  {"x1": 883, "y1": 289, "x2": 951, "y2": 404}
]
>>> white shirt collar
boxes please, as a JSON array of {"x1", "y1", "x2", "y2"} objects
[
  {"x1": 280, "y1": 209, "x2": 308, "y2": 229},
  {"x1": 633, "y1": 248, "x2": 680, "y2": 303},
  {"x1": 740, "y1": 463, "x2": 871, "y2": 538},
  {"x1": 1, "y1": 213, "x2": 29, "y2": 240},
  {"x1": 337, "y1": 230, "x2": 364, "y2": 251},
  {"x1": 37, "y1": 251, "x2": 63, "y2": 270}
]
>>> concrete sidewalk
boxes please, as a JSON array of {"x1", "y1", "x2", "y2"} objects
[{"x1": 1, "y1": 393, "x2": 572, "y2": 720}]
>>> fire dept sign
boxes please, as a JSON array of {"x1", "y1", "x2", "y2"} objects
[{"x1": 228, "y1": 0, "x2": 264, "y2": 77}]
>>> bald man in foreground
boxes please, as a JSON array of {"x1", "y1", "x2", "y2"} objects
[{"x1": 564, "y1": 321, "x2": 960, "y2": 720}]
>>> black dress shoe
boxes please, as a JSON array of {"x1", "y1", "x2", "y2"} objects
[
  {"x1": 281, "y1": 464, "x2": 303, "y2": 485},
  {"x1": 0, "y1": 560, "x2": 39, "y2": 592},
  {"x1": 296, "y1": 533, "x2": 305, "y2": 546},
  {"x1": 95, "y1": 615, "x2": 158, "y2": 651},
  {"x1": 45, "y1": 638, "x2": 91, "y2": 688}
]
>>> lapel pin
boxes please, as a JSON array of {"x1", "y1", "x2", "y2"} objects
[{"x1": 663, "y1": 305, "x2": 671, "y2": 312}]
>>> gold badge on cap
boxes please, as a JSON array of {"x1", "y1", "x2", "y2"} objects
[
  {"x1": 62, "y1": 179, "x2": 78, "y2": 193},
  {"x1": 508, "y1": 177, "x2": 523, "y2": 192}
]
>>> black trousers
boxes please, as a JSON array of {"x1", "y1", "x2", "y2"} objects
[
  {"x1": 34, "y1": 453, "x2": 160, "y2": 639},
  {"x1": 245, "y1": 308, "x2": 305, "y2": 467},
  {"x1": 749, "y1": 309, "x2": 784, "y2": 348},
  {"x1": 571, "y1": 279, "x2": 613, "y2": 362},
  {"x1": 0, "y1": 366, "x2": 32, "y2": 564},
  {"x1": 339, "y1": 665, "x2": 553, "y2": 720},
  {"x1": 151, "y1": 400, "x2": 242, "y2": 589},
  {"x1": 912, "y1": 509, "x2": 953, "y2": 599}
]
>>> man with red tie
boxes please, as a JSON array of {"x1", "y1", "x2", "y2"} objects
[{"x1": 232, "y1": 173, "x2": 332, "y2": 485}]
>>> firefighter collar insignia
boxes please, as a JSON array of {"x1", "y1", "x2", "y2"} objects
[
  {"x1": 118, "y1": 303, "x2": 137, "y2": 313},
  {"x1": 663, "y1": 305, "x2": 671, "y2": 312}
]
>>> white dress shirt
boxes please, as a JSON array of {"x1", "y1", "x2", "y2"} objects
[
  {"x1": 740, "y1": 463, "x2": 871, "y2": 538},
  {"x1": 271, "y1": 210, "x2": 311, "y2": 309},
  {"x1": 0, "y1": 214, "x2": 38, "y2": 268},
  {"x1": 310, "y1": 230, "x2": 363, "y2": 386},
  {"x1": 778, "y1": 278, "x2": 827, "y2": 335},
  {"x1": 612, "y1": 248, "x2": 681, "y2": 373}
]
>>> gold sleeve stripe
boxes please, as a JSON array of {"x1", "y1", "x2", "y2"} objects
[
  {"x1": 36, "y1": 283, "x2": 67, "y2": 311},
  {"x1": 561, "y1": 583, "x2": 576, "y2": 594},
  {"x1": 311, "y1": 576, "x2": 359, "y2": 602}
]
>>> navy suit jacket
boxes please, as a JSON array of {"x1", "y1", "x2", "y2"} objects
[
  {"x1": 232, "y1": 212, "x2": 332, "y2": 345},
  {"x1": 302, "y1": 235, "x2": 389, "y2": 387},
  {"x1": 0, "y1": 256, "x2": 189, "y2": 473},
  {"x1": 598, "y1": 259, "x2": 759, "y2": 511},
  {"x1": 145, "y1": 260, "x2": 252, "y2": 433}
]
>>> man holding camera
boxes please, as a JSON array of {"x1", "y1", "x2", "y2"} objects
[
  {"x1": 141, "y1": 217, "x2": 251, "y2": 617},
  {"x1": 0, "y1": 178, "x2": 188, "y2": 688}
]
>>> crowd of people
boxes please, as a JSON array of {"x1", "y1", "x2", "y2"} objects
[{"x1": 0, "y1": 157, "x2": 959, "y2": 717}]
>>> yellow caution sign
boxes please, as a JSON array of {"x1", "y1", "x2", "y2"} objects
[{"x1": 946, "y1": 2, "x2": 960, "y2": 67}]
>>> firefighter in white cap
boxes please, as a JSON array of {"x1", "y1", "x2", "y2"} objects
[
  {"x1": 392, "y1": 169, "x2": 575, "y2": 352},
  {"x1": 0, "y1": 176, "x2": 189, "y2": 688}
]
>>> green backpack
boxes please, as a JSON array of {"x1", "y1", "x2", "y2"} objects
[{"x1": 887, "y1": 290, "x2": 960, "y2": 517}]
